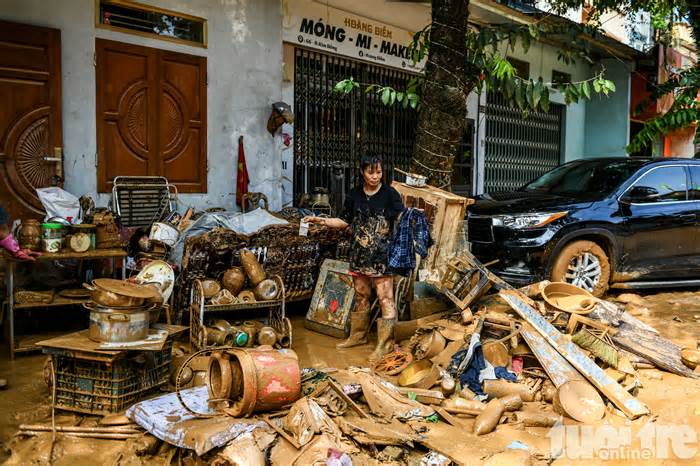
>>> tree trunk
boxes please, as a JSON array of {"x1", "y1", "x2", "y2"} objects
[{"x1": 411, "y1": 0, "x2": 475, "y2": 188}]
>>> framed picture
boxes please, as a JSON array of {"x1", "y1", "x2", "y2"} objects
[{"x1": 304, "y1": 259, "x2": 355, "y2": 338}]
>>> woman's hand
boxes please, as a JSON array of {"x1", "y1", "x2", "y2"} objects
[{"x1": 302, "y1": 216, "x2": 324, "y2": 225}]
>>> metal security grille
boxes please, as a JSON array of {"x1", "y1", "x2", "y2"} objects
[
  {"x1": 293, "y1": 48, "x2": 417, "y2": 210},
  {"x1": 482, "y1": 92, "x2": 563, "y2": 192}
]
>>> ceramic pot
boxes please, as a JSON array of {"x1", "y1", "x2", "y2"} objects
[
  {"x1": 254, "y1": 278, "x2": 279, "y2": 301},
  {"x1": 240, "y1": 249, "x2": 265, "y2": 285},
  {"x1": 222, "y1": 267, "x2": 246, "y2": 295},
  {"x1": 201, "y1": 279, "x2": 221, "y2": 299},
  {"x1": 18, "y1": 219, "x2": 41, "y2": 251},
  {"x1": 257, "y1": 327, "x2": 277, "y2": 346}
]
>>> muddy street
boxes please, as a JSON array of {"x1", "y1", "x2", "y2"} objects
[{"x1": 0, "y1": 288, "x2": 699, "y2": 465}]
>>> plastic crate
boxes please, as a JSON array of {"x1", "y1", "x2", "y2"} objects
[{"x1": 47, "y1": 340, "x2": 173, "y2": 415}]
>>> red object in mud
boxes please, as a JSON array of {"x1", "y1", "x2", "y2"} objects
[
  {"x1": 511, "y1": 356, "x2": 524, "y2": 373},
  {"x1": 235, "y1": 135, "x2": 249, "y2": 207},
  {"x1": 218, "y1": 346, "x2": 301, "y2": 417}
]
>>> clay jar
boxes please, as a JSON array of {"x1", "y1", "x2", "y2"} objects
[
  {"x1": 254, "y1": 278, "x2": 279, "y2": 301},
  {"x1": 201, "y1": 279, "x2": 221, "y2": 299},
  {"x1": 222, "y1": 267, "x2": 246, "y2": 296},
  {"x1": 239, "y1": 249, "x2": 265, "y2": 286},
  {"x1": 257, "y1": 327, "x2": 277, "y2": 346},
  {"x1": 18, "y1": 219, "x2": 41, "y2": 251}
]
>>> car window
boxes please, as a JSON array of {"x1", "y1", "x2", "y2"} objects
[
  {"x1": 522, "y1": 159, "x2": 645, "y2": 199},
  {"x1": 628, "y1": 166, "x2": 687, "y2": 203},
  {"x1": 689, "y1": 166, "x2": 700, "y2": 200}
]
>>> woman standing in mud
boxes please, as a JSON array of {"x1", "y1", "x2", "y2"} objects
[{"x1": 304, "y1": 154, "x2": 404, "y2": 364}]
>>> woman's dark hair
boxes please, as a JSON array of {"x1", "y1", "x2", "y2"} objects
[
  {"x1": 0, "y1": 205, "x2": 8, "y2": 225},
  {"x1": 360, "y1": 154, "x2": 383, "y2": 172}
]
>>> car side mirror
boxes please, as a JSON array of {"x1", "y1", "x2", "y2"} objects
[{"x1": 621, "y1": 186, "x2": 659, "y2": 203}]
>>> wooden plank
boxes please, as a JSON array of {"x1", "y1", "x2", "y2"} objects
[
  {"x1": 500, "y1": 291, "x2": 650, "y2": 419},
  {"x1": 434, "y1": 407, "x2": 467, "y2": 428},
  {"x1": 519, "y1": 324, "x2": 585, "y2": 388}
]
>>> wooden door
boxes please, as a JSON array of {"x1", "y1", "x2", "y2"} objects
[
  {"x1": 0, "y1": 21, "x2": 62, "y2": 219},
  {"x1": 96, "y1": 39, "x2": 207, "y2": 193}
]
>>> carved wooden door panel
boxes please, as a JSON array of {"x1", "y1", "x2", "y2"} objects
[
  {"x1": 96, "y1": 39, "x2": 206, "y2": 193},
  {"x1": 0, "y1": 21, "x2": 62, "y2": 219},
  {"x1": 158, "y1": 51, "x2": 206, "y2": 192}
]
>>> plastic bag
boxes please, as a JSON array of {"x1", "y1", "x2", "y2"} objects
[{"x1": 36, "y1": 187, "x2": 80, "y2": 222}]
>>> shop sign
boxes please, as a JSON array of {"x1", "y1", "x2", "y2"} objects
[{"x1": 282, "y1": 0, "x2": 426, "y2": 72}]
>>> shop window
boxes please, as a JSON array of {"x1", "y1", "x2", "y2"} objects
[
  {"x1": 95, "y1": 39, "x2": 207, "y2": 192},
  {"x1": 97, "y1": 0, "x2": 207, "y2": 47},
  {"x1": 552, "y1": 70, "x2": 571, "y2": 86},
  {"x1": 507, "y1": 57, "x2": 530, "y2": 79}
]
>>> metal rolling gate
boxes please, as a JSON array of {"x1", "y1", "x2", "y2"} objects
[
  {"x1": 482, "y1": 92, "x2": 564, "y2": 192},
  {"x1": 293, "y1": 47, "x2": 417, "y2": 210}
]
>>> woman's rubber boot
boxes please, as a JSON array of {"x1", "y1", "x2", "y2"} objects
[
  {"x1": 336, "y1": 311, "x2": 370, "y2": 349},
  {"x1": 369, "y1": 318, "x2": 395, "y2": 364}
]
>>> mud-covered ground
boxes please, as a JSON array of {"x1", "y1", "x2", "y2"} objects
[{"x1": 1, "y1": 288, "x2": 699, "y2": 465}]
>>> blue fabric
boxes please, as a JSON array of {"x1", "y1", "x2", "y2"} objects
[
  {"x1": 388, "y1": 208, "x2": 433, "y2": 276},
  {"x1": 494, "y1": 366, "x2": 517, "y2": 382},
  {"x1": 448, "y1": 343, "x2": 517, "y2": 396},
  {"x1": 457, "y1": 344, "x2": 487, "y2": 395}
]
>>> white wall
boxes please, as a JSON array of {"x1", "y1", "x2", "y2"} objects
[
  {"x1": 491, "y1": 39, "x2": 591, "y2": 163},
  {"x1": 0, "y1": 0, "x2": 285, "y2": 212}
]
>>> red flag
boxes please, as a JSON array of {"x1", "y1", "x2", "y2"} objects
[{"x1": 236, "y1": 135, "x2": 249, "y2": 207}]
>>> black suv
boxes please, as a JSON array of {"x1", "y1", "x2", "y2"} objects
[{"x1": 467, "y1": 158, "x2": 700, "y2": 296}]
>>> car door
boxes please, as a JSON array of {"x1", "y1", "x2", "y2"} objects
[
  {"x1": 686, "y1": 165, "x2": 700, "y2": 273},
  {"x1": 618, "y1": 165, "x2": 696, "y2": 280}
]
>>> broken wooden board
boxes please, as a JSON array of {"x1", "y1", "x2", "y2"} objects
[
  {"x1": 519, "y1": 323, "x2": 586, "y2": 388},
  {"x1": 335, "y1": 416, "x2": 420, "y2": 446},
  {"x1": 354, "y1": 370, "x2": 434, "y2": 420},
  {"x1": 500, "y1": 291, "x2": 650, "y2": 419},
  {"x1": 590, "y1": 301, "x2": 697, "y2": 378}
]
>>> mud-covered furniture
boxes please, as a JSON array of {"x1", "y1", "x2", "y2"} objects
[
  {"x1": 3, "y1": 248, "x2": 127, "y2": 359},
  {"x1": 189, "y1": 276, "x2": 289, "y2": 351},
  {"x1": 173, "y1": 222, "x2": 350, "y2": 324}
]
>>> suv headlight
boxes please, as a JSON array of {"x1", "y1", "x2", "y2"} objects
[{"x1": 492, "y1": 211, "x2": 567, "y2": 229}]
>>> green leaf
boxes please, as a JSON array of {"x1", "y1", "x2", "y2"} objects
[
  {"x1": 528, "y1": 24, "x2": 539, "y2": 38},
  {"x1": 593, "y1": 79, "x2": 602, "y2": 93},
  {"x1": 532, "y1": 79, "x2": 543, "y2": 109},
  {"x1": 389, "y1": 90, "x2": 396, "y2": 106},
  {"x1": 503, "y1": 77, "x2": 515, "y2": 100},
  {"x1": 396, "y1": 92, "x2": 405, "y2": 103},
  {"x1": 581, "y1": 81, "x2": 591, "y2": 100},
  {"x1": 408, "y1": 93, "x2": 419, "y2": 109},
  {"x1": 334, "y1": 80, "x2": 348, "y2": 92},
  {"x1": 605, "y1": 80, "x2": 616, "y2": 92},
  {"x1": 381, "y1": 87, "x2": 391, "y2": 106},
  {"x1": 521, "y1": 32, "x2": 531, "y2": 54},
  {"x1": 540, "y1": 86, "x2": 550, "y2": 112},
  {"x1": 514, "y1": 80, "x2": 526, "y2": 110},
  {"x1": 508, "y1": 33, "x2": 517, "y2": 51},
  {"x1": 525, "y1": 80, "x2": 535, "y2": 109}
]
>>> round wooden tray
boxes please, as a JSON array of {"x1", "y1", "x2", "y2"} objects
[{"x1": 91, "y1": 278, "x2": 160, "y2": 299}]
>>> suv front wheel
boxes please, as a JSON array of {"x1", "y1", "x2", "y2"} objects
[{"x1": 549, "y1": 240, "x2": 611, "y2": 297}]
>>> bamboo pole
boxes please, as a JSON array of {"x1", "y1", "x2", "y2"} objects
[{"x1": 20, "y1": 424, "x2": 142, "y2": 434}]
